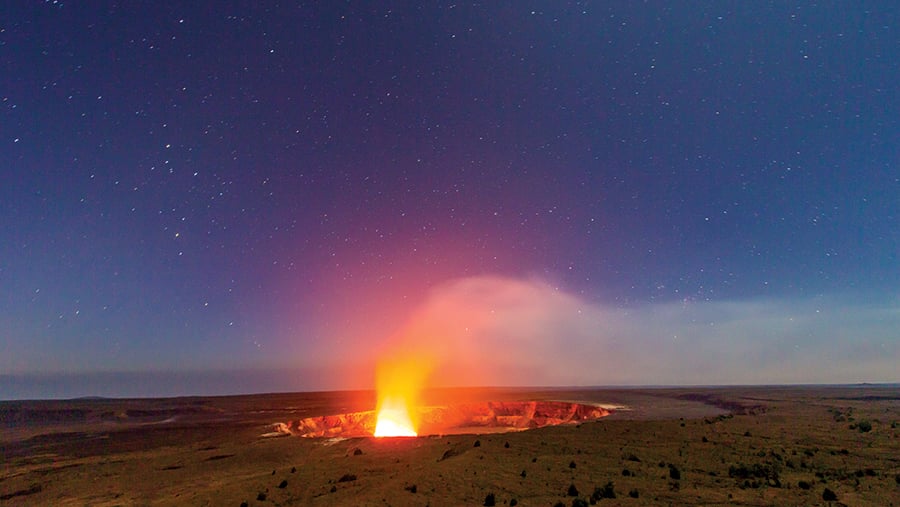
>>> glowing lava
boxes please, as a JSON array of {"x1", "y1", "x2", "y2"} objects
[
  {"x1": 373, "y1": 396, "x2": 416, "y2": 437},
  {"x1": 372, "y1": 354, "x2": 432, "y2": 437}
]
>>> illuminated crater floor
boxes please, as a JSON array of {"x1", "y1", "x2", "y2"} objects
[{"x1": 276, "y1": 401, "x2": 611, "y2": 438}]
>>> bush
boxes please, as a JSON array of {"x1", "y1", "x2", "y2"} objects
[
  {"x1": 628, "y1": 489, "x2": 639, "y2": 498},
  {"x1": 277, "y1": 480, "x2": 287, "y2": 489},
  {"x1": 256, "y1": 492, "x2": 266, "y2": 501},
  {"x1": 590, "y1": 482, "x2": 616, "y2": 502},
  {"x1": 668, "y1": 464, "x2": 681, "y2": 480},
  {"x1": 509, "y1": 499, "x2": 517, "y2": 506},
  {"x1": 798, "y1": 480, "x2": 811, "y2": 490},
  {"x1": 483, "y1": 492, "x2": 496, "y2": 506},
  {"x1": 822, "y1": 487, "x2": 837, "y2": 501},
  {"x1": 337, "y1": 474, "x2": 357, "y2": 483},
  {"x1": 857, "y1": 420, "x2": 872, "y2": 433},
  {"x1": 567, "y1": 483, "x2": 579, "y2": 496},
  {"x1": 572, "y1": 499, "x2": 589, "y2": 507},
  {"x1": 728, "y1": 462, "x2": 781, "y2": 486}
]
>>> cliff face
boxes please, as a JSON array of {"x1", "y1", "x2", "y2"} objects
[
  {"x1": 281, "y1": 411, "x2": 376, "y2": 438},
  {"x1": 278, "y1": 401, "x2": 611, "y2": 438}
]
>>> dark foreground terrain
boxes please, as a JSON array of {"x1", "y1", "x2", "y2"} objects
[{"x1": 2, "y1": 385, "x2": 898, "y2": 506}]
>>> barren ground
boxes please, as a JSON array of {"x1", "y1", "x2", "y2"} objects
[{"x1": 2, "y1": 385, "x2": 899, "y2": 506}]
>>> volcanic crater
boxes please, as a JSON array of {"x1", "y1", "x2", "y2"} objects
[{"x1": 276, "y1": 401, "x2": 611, "y2": 438}]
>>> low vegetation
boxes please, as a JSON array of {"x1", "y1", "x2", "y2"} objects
[
  {"x1": 4, "y1": 386, "x2": 898, "y2": 505},
  {"x1": 590, "y1": 482, "x2": 616, "y2": 502}
]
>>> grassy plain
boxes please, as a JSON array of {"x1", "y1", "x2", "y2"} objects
[{"x1": 2, "y1": 385, "x2": 898, "y2": 506}]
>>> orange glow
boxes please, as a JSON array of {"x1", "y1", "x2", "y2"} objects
[
  {"x1": 373, "y1": 396, "x2": 416, "y2": 437},
  {"x1": 373, "y1": 354, "x2": 432, "y2": 437}
]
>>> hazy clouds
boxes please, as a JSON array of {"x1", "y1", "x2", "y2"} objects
[
  {"x1": 3, "y1": 275, "x2": 896, "y2": 399},
  {"x1": 374, "y1": 276, "x2": 898, "y2": 387}
]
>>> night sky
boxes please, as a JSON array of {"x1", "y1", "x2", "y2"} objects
[{"x1": 2, "y1": 2, "x2": 898, "y2": 399}]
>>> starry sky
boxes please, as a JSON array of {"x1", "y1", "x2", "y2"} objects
[{"x1": 2, "y1": 2, "x2": 898, "y2": 399}]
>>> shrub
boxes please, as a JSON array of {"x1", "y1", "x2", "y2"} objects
[
  {"x1": 474, "y1": 440, "x2": 481, "y2": 447},
  {"x1": 572, "y1": 499, "x2": 588, "y2": 507},
  {"x1": 404, "y1": 484, "x2": 417, "y2": 493},
  {"x1": 567, "y1": 483, "x2": 579, "y2": 496},
  {"x1": 337, "y1": 474, "x2": 357, "y2": 483},
  {"x1": 590, "y1": 482, "x2": 616, "y2": 501},
  {"x1": 822, "y1": 487, "x2": 837, "y2": 501},
  {"x1": 256, "y1": 492, "x2": 266, "y2": 501},
  {"x1": 509, "y1": 499, "x2": 517, "y2": 506},
  {"x1": 483, "y1": 492, "x2": 496, "y2": 506},
  {"x1": 569, "y1": 460, "x2": 577, "y2": 469},
  {"x1": 628, "y1": 489, "x2": 639, "y2": 498},
  {"x1": 277, "y1": 480, "x2": 287, "y2": 489},
  {"x1": 857, "y1": 420, "x2": 872, "y2": 433},
  {"x1": 734, "y1": 462, "x2": 781, "y2": 487},
  {"x1": 668, "y1": 464, "x2": 681, "y2": 480},
  {"x1": 798, "y1": 480, "x2": 811, "y2": 490}
]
